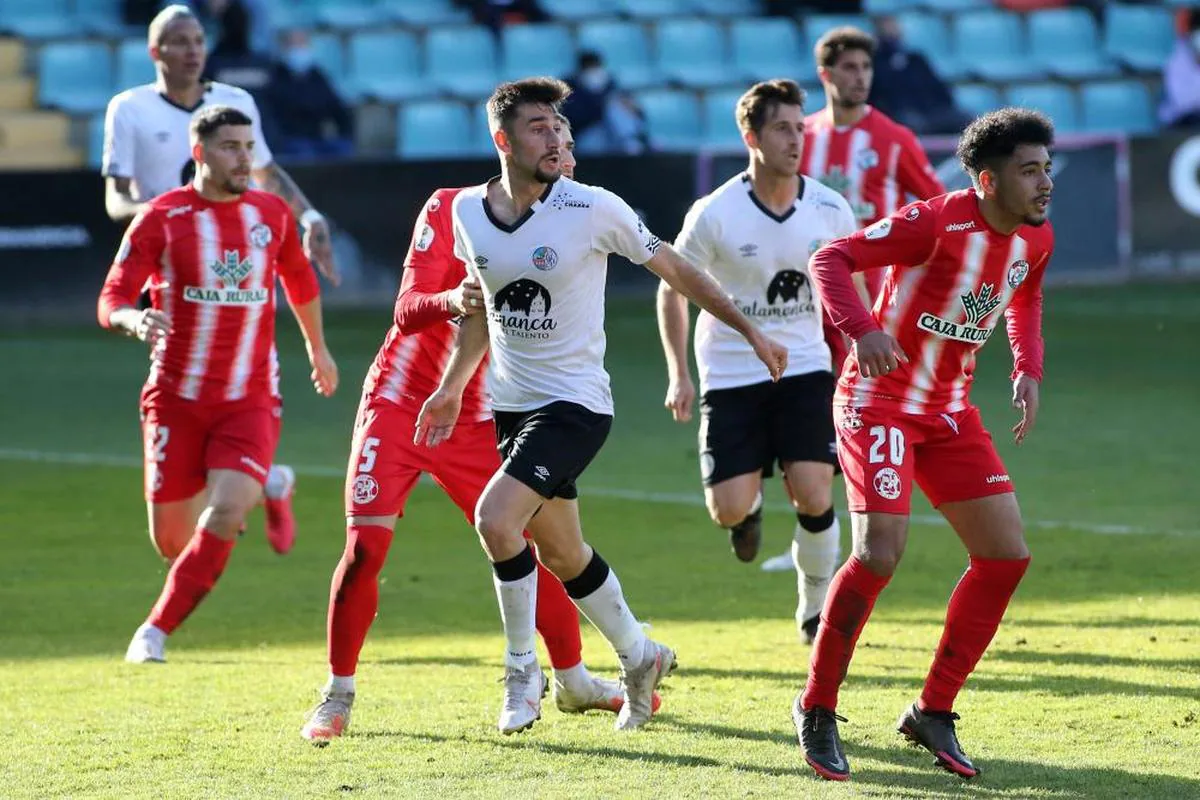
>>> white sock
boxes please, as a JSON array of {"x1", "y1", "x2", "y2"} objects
[
  {"x1": 494, "y1": 568, "x2": 538, "y2": 668},
  {"x1": 325, "y1": 674, "x2": 355, "y2": 695},
  {"x1": 571, "y1": 570, "x2": 648, "y2": 669},
  {"x1": 792, "y1": 512, "x2": 841, "y2": 621},
  {"x1": 748, "y1": 490, "x2": 763, "y2": 517},
  {"x1": 138, "y1": 623, "x2": 166, "y2": 642},
  {"x1": 264, "y1": 464, "x2": 293, "y2": 499},
  {"x1": 553, "y1": 662, "x2": 594, "y2": 695}
]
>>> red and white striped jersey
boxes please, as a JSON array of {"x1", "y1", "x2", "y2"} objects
[
  {"x1": 811, "y1": 190, "x2": 1053, "y2": 416},
  {"x1": 98, "y1": 185, "x2": 319, "y2": 404},
  {"x1": 362, "y1": 187, "x2": 492, "y2": 423}
]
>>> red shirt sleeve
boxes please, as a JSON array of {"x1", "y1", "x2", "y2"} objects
[
  {"x1": 811, "y1": 201, "x2": 940, "y2": 340},
  {"x1": 275, "y1": 204, "x2": 320, "y2": 307},
  {"x1": 896, "y1": 128, "x2": 946, "y2": 201},
  {"x1": 1005, "y1": 239, "x2": 1052, "y2": 382},
  {"x1": 97, "y1": 207, "x2": 165, "y2": 328},
  {"x1": 394, "y1": 191, "x2": 464, "y2": 334}
]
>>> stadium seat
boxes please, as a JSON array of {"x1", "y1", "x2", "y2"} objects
[
  {"x1": 115, "y1": 39, "x2": 155, "y2": 92},
  {"x1": 470, "y1": 101, "x2": 495, "y2": 157},
  {"x1": 397, "y1": 100, "x2": 473, "y2": 159},
  {"x1": 692, "y1": 0, "x2": 761, "y2": 17},
  {"x1": 74, "y1": 0, "x2": 126, "y2": 36},
  {"x1": 537, "y1": 0, "x2": 617, "y2": 20},
  {"x1": 577, "y1": 21, "x2": 659, "y2": 91},
  {"x1": 348, "y1": 31, "x2": 429, "y2": 103},
  {"x1": 953, "y1": 9, "x2": 1039, "y2": 82},
  {"x1": 803, "y1": 15, "x2": 870, "y2": 50},
  {"x1": 88, "y1": 112, "x2": 105, "y2": 170},
  {"x1": 655, "y1": 18, "x2": 730, "y2": 89},
  {"x1": 613, "y1": 0, "x2": 696, "y2": 19},
  {"x1": 0, "y1": 0, "x2": 75, "y2": 39},
  {"x1": 38, "y1": 41, "x2": 113, "y2": 114},
  {"x1": 922, "y1": 0, "x2": 989, "y2": 10},
  {"x1": 313, "y1": 0, "x2": 388, "y2": 30},
  {"x1": 1004, "y1": 82, "x2": 1080, "y2": 133},
  {"x1": 501, "y1": 23, "x2": 576, "y2": 82},
  {"x1": 1028, "y1": 8, "x2": 1118, "y2": 80},
  {"x1": 637, "y1": 89, "x2": 701, "y2": 151},
  {"x1": 701, "y1": 87, "x2": 745, "y2": 151},
  {"x1": 731, "y1": 19, "x2": 808, "y2": 83},
  {"x1": 426, "y1": 26, "x2": 498, "y2": 99},
  {"x1": 895, "y1": 12, "x2": 964, "y2": 82},
  {"x1": 310, "y1": 33, "x2": 346, "y2": 88},
  {"x1": 381, "y1": 0, "x2": 471, "y2": 26},
  {"x1": 1080, "y1": 81, "x2": 1155, "y2": 134},
  {"x1": 953, "y1": 83, "x2": 1002, "y2": 117},
  {"x1": 1104, "y1": 4, "x2": 1176, "y2": 73},
  {"x1": 863, "y1": 0, "x2": 923, "y2": 11}
]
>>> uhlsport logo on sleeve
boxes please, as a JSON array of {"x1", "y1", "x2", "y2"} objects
[
  {"x1": 491, "y1": 279, "x2": 556, "y2": 339},
  {"x1": 185, "y1": 249, "x2": 268, "y2": 306},
  {"x1": 917, "y1": 282, "x2": 1002, "y2": 343}
]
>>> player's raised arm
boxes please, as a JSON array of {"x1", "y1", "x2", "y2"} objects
[
  {"x1": 1006, "y1": 249, "x2": 1050, "y2": 444},
  {"x1": 276, "y1": 205, "x2": 338, "y2": 397},
  {"x1": 415, "y1": 311, "x2": 490, "y2": 448},
  {"x1": 394, "y1": 191, "x2": 484, "y2": 334},
  {"x1": 98, "y1": 207, "x2": 170, "y2": 343}
]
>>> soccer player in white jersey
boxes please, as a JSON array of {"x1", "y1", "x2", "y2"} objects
[
  {"x1": 101, "y1": 4, "x2": 339, "y2": 557},
  {"x1": 415, "y1": 78, "x2": 788, "y2": 734},
  {"x1": 657, "y1": 80, "x2": 857, "y2": 645}
]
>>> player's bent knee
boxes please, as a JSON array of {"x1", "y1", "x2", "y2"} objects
[
  {"x1": 710, "y1": 505, "x2": 750, "y2": 529},
  {"x1": 790, "y1": 486, "x2": 833, "y2": 517}
]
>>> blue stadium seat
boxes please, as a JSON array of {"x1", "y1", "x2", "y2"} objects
[
  {"x1": 1028, "y1": 8, "x2": 1117, "y2": 80},
  {"x1": 38, "y1": 41, "x2": 113, "y2": 113},
  {"x1": 1080, "y1": 81, "x2": 1155, "y2": 134},
  {"x1": 381, "y1": 0, "x2": 471, "y2": 26},
  {"x1": 953, "y1": 10, "x2": 1039, "y2": 82},
  {"x1": 577, "y1": 21, "x2": 659, "y2": 91},
  {"x1": 310, "y1": 33, "x2": 346, "y2": 87},
  {"x1": 501, "y1": 23, "x2": 576, "y2": 82},
  {"x1": 895, "y1": 12, "x2": 963, "y2": 81},
  {"x1": 1004, "y1": 82, "x2": 1080, "y2": 133},
  {"x1": 637, "y1": 89, "x2": 701, "y2": 151},
  {"x1": 115, "y1": 39, "x2": 156, "y2": 92},
  {"x1": 313, "y1": 0, "x2": 388, "y2": 30},
  {"x1": 88, "y1": 112, "x2": 106, "y2": 170},
  {"x1": 701, "y1": 88, "x2": 745, "y2": 150},
  {"x1": 537, "y1": 0, "x2": 617, "y2": 20},
  {"x1": 803, "y1": 15, "x2": 870, "y2": 50},
  {"x1": 0, "y1": 0, "x2": 75, "y2": 39},
  {"x1": 692, "y1": 0, "x2": 761, "y2": 17},
  {"x1": 953, "y1": 83, "x2": 1001, "y2": 117},
  {"x1": 863, "y1": 0, "x2": 923, "y2": 11},
  {"x1": 655, "y1": 18, "x2": 730, "y2": 89},
  {"x1": 426, "y1": 26, "x2": 498, "y2": 99},
  {"x1": 614, "y1": 0, "x2": 695, "y2": 19},
  {"x1": 397, "y1": 100, "x2": 473, "y2": 159},
  {"x1": 922, "y1": 0, "x2": 989, "y2": 10},
  {"x1": 731, "y1": 19, "x2": 808, "y2": 82},
  {"x1": 1105, "y1": 4, "x2": 1176, "y2": 73},
  {"x1": 348, "y1": 31, "x2": 429, "y2": 103},
  {"x1": 470, "y1": 101, "x2": 495, "y2": 157},
  {"x1": 74, "y1": 0, "x2": 127, "y2": 36}
]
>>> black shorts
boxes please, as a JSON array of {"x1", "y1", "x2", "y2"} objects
[
  {"x1": 698, "y1": 370, "x2": 837, "y2": 487},
  {"x1": 494, "y1": 401, "x2": 612, "y2": 500}
]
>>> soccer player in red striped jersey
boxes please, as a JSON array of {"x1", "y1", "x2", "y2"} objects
[
  {"x1": 301, "y1": 118, "x2": 658, "y2": 745},
  {"x1": 98, "y1": 106, "x2": 339, "y2": 664},
  {"x1": 793, "y1": 108, "x2": 1054, "y2": 781}
]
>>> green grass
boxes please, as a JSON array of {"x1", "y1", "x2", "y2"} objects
[{"x1": 1, "y1": 284, "x2": 1198, "y2": 798}]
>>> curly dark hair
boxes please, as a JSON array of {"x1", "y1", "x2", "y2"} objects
[
  {"x1": 736, "y1": 79, "x2": 806, "y2": 135},
  {"x1": 486, "y1": 77, "x2": 572, "y2": 133},
  {"x1": 814, "y1": 26, "x2": 875, "y2": 69},
  {"x1": 956, "y1": 107, "x2": 1055, "y2": 176}
]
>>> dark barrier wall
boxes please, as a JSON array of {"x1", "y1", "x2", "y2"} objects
[{"x1": 1130, "y1": 133, "x2": 1200, "y2": 273}]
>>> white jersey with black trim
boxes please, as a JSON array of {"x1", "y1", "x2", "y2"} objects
[
  {"x1": 676, "y1": 173, "x2": 857, "y2": 393},
  {"x1": 451, "y1": 177, "x2": 662, "y2": 415},
  {"x1": 102, "y1": 82, "x2": 273, "y2": 202}
]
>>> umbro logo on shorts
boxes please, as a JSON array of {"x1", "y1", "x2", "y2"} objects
[{"x1": 533, "y1": 465, "x2": 550, "y2": 481}]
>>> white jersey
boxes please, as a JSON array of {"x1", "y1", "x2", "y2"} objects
[
  {"x1": 676, "y1": 173, "x2": 857, "y2": 393},
  {"x1": 102, "y1": 82, "x2": 273, "y2": 202},
  {"x1": 451, "y1": 177, "x2": 662, "y2": 415}
]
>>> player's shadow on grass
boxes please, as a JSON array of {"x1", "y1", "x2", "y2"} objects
[
  {"x1": 368, "y1": 655, "x2": 490, "y2": 668},
  {"x1": 847, "y1": 739, "x2": 1200, "y2": 800}
]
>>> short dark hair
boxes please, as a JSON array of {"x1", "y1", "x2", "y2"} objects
[
  {"x1": 189, "y1": 105, "x2": 254, "y2": 143},
  {"x1": 736, "y1": 79, "x2": 806, "y2": 135},
  {"x1": 956, "y1": 107, "x2": 1055, "y2": 176},
  {"x1": 486, "y1": 77, "x2": 571, "y2": 133},
  {"x1": 814, "y1": 26, "x2": 876, "y2": 69}
]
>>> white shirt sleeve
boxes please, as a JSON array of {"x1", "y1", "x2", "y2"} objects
[
  {"x1": 673, "y1": 199, "x2": 715, "y2": 268},
  {"x1": 591, "y1": 188, "x2": 663, "y2": 265},
  {"x1": 102, "y1": 95, "x2": 133, "y2": 179}
]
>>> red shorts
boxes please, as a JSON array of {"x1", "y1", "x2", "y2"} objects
[
  {"x1": 345, "y1": 396, "x2": 499, "y2": 520},
  {"x1": 835, "y1": 404, "x2": 1013, "y2": 514},
  {"x1": 140, "y1": 387, "x2": 282, "y2": 503}
]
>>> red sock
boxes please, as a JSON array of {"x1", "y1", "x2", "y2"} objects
[
  {"x1": 328, "y1": 524, "x2": 394, "y2": 676},
  {"x1": 534, "y1": 559, "x2": 583, "y2": 670},
  {"x1": 920, "y1": 555, "x2": 1030, "y2": 712},
  {"x1": 802, "y1": 557, "x2": 891, "y2": 711},
  {"x1": 147, "y1": 528, "x2": 235, "y2": 634}
]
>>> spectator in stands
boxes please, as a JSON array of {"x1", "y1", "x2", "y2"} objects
[
  {"x1": 1160, "y1": 10, "x2": 1200, "y2": 128},
  {"x1": 267, "y1": 29, "x2": 355, "y2": 158},
  {"x1": 561, "y1": 51, "x2": 648, "y2": 156},
  {"x1": 868, "y1": 15, "x2": 971, "y2": 136},
  {"x1": 466, "y1": 0, "x2": 547, "y2": 34},
  {"x1": 202, "y1": 0, "x2": 282, "y2": 144}
]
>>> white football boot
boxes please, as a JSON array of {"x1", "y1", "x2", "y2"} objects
[
  {"x1": 124, "y1": 623, "x2": 166, "y2": 664},
  {"x1": 498, "y1": 662, "x2": 547, "y2": 734}
]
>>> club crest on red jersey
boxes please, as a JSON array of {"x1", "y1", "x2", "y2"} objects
[
  {"x1": 249, "y1": 223, "x2": 272, "y2": 249},
  {"x1": 1007, "y1": 259, "x2": 1030, "y2": 289},
  {"x1": 352, "y1": 474, "x2": 379, "y2": 505}
]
